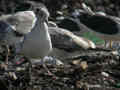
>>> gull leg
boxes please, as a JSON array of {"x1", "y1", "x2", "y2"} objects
[
  {"x1": 110, "y1": 40, "x2": 113, "y2": 49},
  {"x1": 104, "y1": 40, "x2": 107, "y2": 48},
  {"x1": 41, "y1": 57, "x2": 56, "y2": 77},
  {"x1": 104, "y1": 40, "x2": 109, "y2": 48},
  {"x1": 42, "y1": 59, "x2": 54, "y2": 76},
  {"x1": 104, "y1": 40, "x2": 113, "y2": 49},
  {"x1": 23, "y1": 57, "x2": 32, "y2": 82},
  {"x1": 5, "y1": 44, "x2": 10, "y2": 65},
  {"x1": 42, "y1": 62, "x2": 58, "y2": 79}
]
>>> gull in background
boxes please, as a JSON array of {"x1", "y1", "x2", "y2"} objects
[
  {"x1": 49, "y1": 27, "x2": 96, "y2": 50},
  {"x1": 79, "y1": 3, "x2": 120, "y2": 48},
  {"x1": 77, "y1": 11, "x2": 120, "y2": 48},
  {"x1": 0, "y1": 11, "x2": 36, "y2": 65},
  {"x1": 57, "y1": 3, "x2": 120, "y2": 48}
]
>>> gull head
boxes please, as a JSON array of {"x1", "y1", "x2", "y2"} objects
[
  {"x1": 28, "y1": 2, "x2": 49, "y2": 23},
  {"x1": 34, "y1": 6, "x2": 49, "y2": 24}
]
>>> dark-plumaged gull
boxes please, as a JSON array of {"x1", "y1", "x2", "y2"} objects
[
  {"x1": 79, "y1": 3, "x2": 120, "y2": 48},
  {"x1": 58, "y1": 5, "x2": 120, "y2": 48},
  {"x1": 77, "y1": 12, "x2": 120, "y2": 47}
]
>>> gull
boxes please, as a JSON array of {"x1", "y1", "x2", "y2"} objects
[
  {"x1": 58, "y1": 7, "x2": 120, "y2": 48},
  {"x1": 48, "y1": 26, "x2": 96, "y2": 61},
  {"x1": 77, "y1": 12, "x2": 120, "y2": 48},
  {"x1": 0, "y1": 11, "x2": 36, "y2": 65},
  {"x1": 79, "y1": 4, "x2": 120, "y2": 48},
  {"x1": 49, "y1": 27, "x2": 96, "y2": 50},
  {"x1": 16, "y1": 3, "x2": 53, "y2": 75}
]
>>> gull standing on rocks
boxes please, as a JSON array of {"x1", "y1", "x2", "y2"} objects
[{"x1": 17, "y1": 3, "x2": 53, "y2": 75}]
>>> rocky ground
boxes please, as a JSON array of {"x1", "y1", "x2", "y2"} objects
[{"x1": 1, "y1": 48, "x2": 120, "y2": 90}]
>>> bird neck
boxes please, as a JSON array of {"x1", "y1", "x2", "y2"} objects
[
  {"x1": 24, "y1": 16, "x2": 49, "y2": 39},
  {"x1": 36, "y1": 17, "x2": 48, "y2": 35}
]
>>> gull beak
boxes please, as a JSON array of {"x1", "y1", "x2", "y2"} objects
[
  {"x1": 45, "y1": 18, "x2": 49, "y2": 25},
  {"x1": 11, "y1": 25, "x2": 16, "y2": 31}
]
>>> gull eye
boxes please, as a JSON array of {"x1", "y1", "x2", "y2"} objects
[
  {"x1": 13, "y1": 31, "x2": 24, "y2": 37},
  {"x1": 35, "y1": 8, "x2": 42, "y2": 14},
  {"x1": 35, "y1": 8, "x2": 43, "y2": 16},
  {"x1": 36, "y1": 8, "x2": 40, "y2": 12}
]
